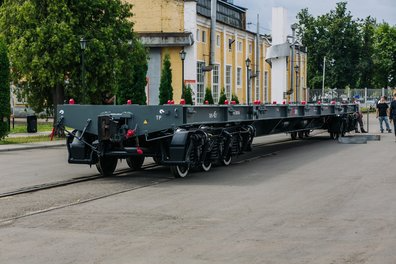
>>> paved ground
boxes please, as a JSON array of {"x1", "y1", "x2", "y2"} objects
[{"x1": 0, "y1": 113, "x2": 395, "y2": 264}]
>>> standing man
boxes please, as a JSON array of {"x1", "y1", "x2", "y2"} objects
[
  {"x1": 354, "y1": 98, "x2": 367, "y2": 133},
  {"x1": 376, "y1": 96, "x2": 392, "y2": 133},
  {"x1": 389, "y1": 93, "x2": 396, "y2": 141}
]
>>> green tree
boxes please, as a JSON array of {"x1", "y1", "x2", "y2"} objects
[
  {"x1": 0, "y1": 40, "x2": 10, "y2": 139},
  {"x1": 203, "y1": 87, "x2": 214, "y2": 104},
  {"x1": 0, "y1": 0, "x2": 145, "y2": 113},
  {"x1": 356, "y1": 17, "x2": 377, "y2": 88},
  {"x1": 298, "y1": 2, "x2": 362, "y2": 89},
  {"x1": 372, "y1": 23, "x2": 396, "y2": 88},
  {"x1": 158, "y1": 54, "x2": 173, "y2": 104},
  {"x1": 231, "y1": 93, "x2": 239, "y2": 104},
  {"x1": 117, "y1": 41, "x2": 148, "y2": 105},
  {"x1": 184, "y1": 85, "x2": 193, "y2": 105},
  {"x1": 218, "y1": 87, "x2": 227, "y2": 104}
]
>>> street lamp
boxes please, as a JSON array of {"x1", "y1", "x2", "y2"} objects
[
  {"x1": 246, "y1": 58, "x2": 251, "y2": 105},
  {"x1": 80, "y1": 37, "x2": 87, "y2": 103},
  {"x1": 179, "y1": 49, "x2": 186, "y2": 99}
]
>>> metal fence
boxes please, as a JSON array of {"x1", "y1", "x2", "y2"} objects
[{"x1": 308, "y1": 88, "x2": 395, "y2": 107}]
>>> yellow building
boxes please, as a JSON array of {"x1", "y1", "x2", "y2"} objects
[{"x1": 127, "y1": 0, "x2": 307, "y2": 105}]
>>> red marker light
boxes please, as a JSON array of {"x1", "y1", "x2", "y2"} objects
[
  {"x1": 231, "y1": 100, "x2": 236, "y2": 105},
  {"x1": 258, "y1": 100, "x2": 261, "y2": 105},
  {"x1": 137, "y1": 147, "x2": 143, "y2": 155},
  {"x1": 167, "y1": 100, "x2": 171, "y2": 104},
  {"x1": 204, "y1": 100, "x2": 209, "y2": 105},
  {"x1": 170, "y1": 100, "x2": 174, "y2": 105},
  {"x1": 224, "y1": 100, "x2": 229, "y2": 105},
  {"x1": 317, "y1": 101, "x2": 321, "y2": 104},
  {"x1": 282, "y1": 100, "x2": 286, "y2": 105},
  {"x1": 180, "y1": 99, "x2": 186, "y2": 105},
  {"x1": 272, "y1": 101, "x2": 277, "y2": 104},
  {"x1": 301, "y1": 101, "x2": 306, "y2": 105},
  {"x1": 331, "y1": 100, "x2": 336, "y2": 105},
  {"x1": 126, "y1": 129, "x2": 135, "y2": 139},
  {"x1": 69, "y1": 98, "x2": 75, "y2": 105},
  {"x1": 127, "y1": 100, "x2": 132, "y2": 105}
]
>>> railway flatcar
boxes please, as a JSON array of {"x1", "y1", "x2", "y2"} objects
[{"x1": 56, "y1": 102, "x2": 357, "y2": 177}]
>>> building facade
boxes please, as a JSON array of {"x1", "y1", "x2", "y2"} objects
[{"x1": 127, "y1": 0, "x2": 307, "y2": 105}]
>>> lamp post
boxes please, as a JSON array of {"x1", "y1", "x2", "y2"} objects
[
  {"x1": 322, "y1": 56, "x2": 326, "y2": 101},
  {"x1": 80, "y1": 37, "x2": 87, "y2": 103},
  {"x1": 179, "y1": 49, "x2": 186, "y2": 99},
  {"x1": 290, "y1": 23, "x2": 298, "y2": 101},
  {"x1": 246, "y1": 58, "x2": 251, "y2": 105}
]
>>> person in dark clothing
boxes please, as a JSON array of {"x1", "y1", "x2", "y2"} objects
[
  {"x1": 389, "y1": 93, "x2": 396, "y2": 140},
  {"x1": 354, "y1": 99, "x2": 367, "y2": 133},
  {"x1": 101, "y1": 91, "x2": 115, "y2": 105},
  {"x1": 376, "y1": 96, "x2": 391, "y2": 133}
]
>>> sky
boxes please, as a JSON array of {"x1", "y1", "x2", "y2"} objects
[{"x1": 233, "y1": 0, "x2": 396, "y2": 34}]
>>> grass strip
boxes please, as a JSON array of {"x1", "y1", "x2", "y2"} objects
[
  {"x1": 0, "y1": 135, "x2": 63, "y2": 145},
  {"x1": 10, "y1": 123, "x2": 54, "y2": 133}
]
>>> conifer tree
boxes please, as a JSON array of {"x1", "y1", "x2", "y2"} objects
[
  {"x1": 231, "y1": 93, "x2": 240, "y2": 104},
  {"x1": 184, "y1": 85, "x2": 193, "y2": 105},
  {"x1": 203, "y1": 87, "x2": 214, "y2": 104},
  {"x1": 218, "y1": 87, "x2": 227, "y2": 104},
  {"x1": 158, "y1": 54, "x2": 173, "y2": 104},
  {"x1": 0, "y1": 41, "x2": 10, "y2": 139}
]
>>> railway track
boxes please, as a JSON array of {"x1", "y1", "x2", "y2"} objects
[
  {"x1": 0, "y1": 132, "x2": 332, "y2": 223},
  {"x1": 0, "y1": 163, "x2": 160, "y2": 199},
  {"x1": 0, "y1": 131, "x2": 329, "y2": 200}
]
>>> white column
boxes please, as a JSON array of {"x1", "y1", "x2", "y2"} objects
[
  {"x1": 271, "y1": 7, "x2": 288, "y2": 103},
  {"x1": 234, "y1": 32, "x2": 237, "y2": 96},
  {"x1": 184, "y1": 1, "x2": 198, "y2": 104}
]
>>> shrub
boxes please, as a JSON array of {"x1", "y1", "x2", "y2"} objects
[
  {"x1": 231, "y1": 93, "x2": 240, "y2": 104},
  {"x1": 184, "y1": 85, "x2": 193, "y2": 105},
  {"x1": 203, "y1": 87, "x2": 214, "y2": 104},
  {"x1": 218, "y1": 87, "x2": 227, "y2": 104},
  {"x1": 158, "y1": 54, "x2": 173, "y2": 104}
]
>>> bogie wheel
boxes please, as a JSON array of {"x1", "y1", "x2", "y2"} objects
[
  {"x1": 201, "y1": 160, "x2": 212, "y2": 172},
  {"x1": 170, "y1": 165, "x2": 190, "y2": 178},
  {"x1": 290, "y1": 132, "x2": 297, "y2": 140},
  {"x1": 221, "y1": 154, "x2": 232, "y2": 166},
  {"x1": 152, "y1": 156, "x2": 162, "y2": 165},
  {"x1": 298, "y1": 131, "x2": 304, "y2": 139},
  {"x1": 96, "y1": 157, "x2": 118, "y2": 176},
  {"x1": 304, "y1": 130, "x2": 311, "y2": 137},
  {"x1": 126, "y1": 156, "x2": 145, "y2": 170}
]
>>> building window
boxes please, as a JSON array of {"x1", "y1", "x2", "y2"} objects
[
  {"x1": 197, "y1": 61, "x2": 205, "y2": 104},
  {"x1": 255, "y1": 73, "x2": 260, "y2": 101},
  {"x1": 249, "y1": 43, "x2": 252, "y2": 54},
  {"x1": 264, "y1": 71, "x2": 269, "y2": 103},
  {"x1": 202, "y1": 30, "x2": 206, "y2": 43},
  {"x1": 237, "y1": 41, "x2": 242, "y2": 52},
  {"x1": 228, "y1": 39, "x2": 233, "y2": 52},
  {"x1": 237, "y1": 67, "x2": 242, "y2": 87},
  {"x1": 216, "y1": 35, "x2": 220, "y2": 47},
  {"x1": 212, "y1": 64, "x2": 220, "y2": 103},
  {"x1": 226, "y1": 65, "x2": 232, "y2": 100},
  {"x1": 197, "y1": 29, "x2": 200, "y2": 42}
]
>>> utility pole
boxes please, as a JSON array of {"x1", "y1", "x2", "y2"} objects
[{"x1": 322, "y1": 56, "x2": 326, "y2": 101}]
